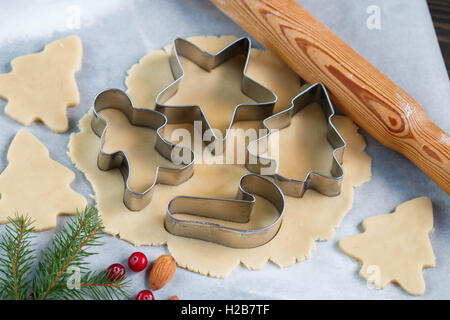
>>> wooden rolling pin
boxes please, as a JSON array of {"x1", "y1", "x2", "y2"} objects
[{"x1": 210, "y1": 0, "x2": 450, "y2": 194}]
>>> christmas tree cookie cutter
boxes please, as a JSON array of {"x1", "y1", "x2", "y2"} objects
[
  {"x1": 247, "y1": 83, "x2": 346, "y2": 197},
  {"x1": 165, "y1": 173, "x2": 285, "y2": 248},
  {"x1": 155, "y1": 37, "x2": 277, "y2": 154},
  {"x1": 91, "y1": 89, "x2": 195, "y2": 211}
]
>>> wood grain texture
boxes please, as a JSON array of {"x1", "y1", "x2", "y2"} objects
[
  {"x1": 210, "y1": 0, "x2": 450, "y2": 194},
  {"x1": 427, "y1": 0, "x2": 450, "y2": 77}
]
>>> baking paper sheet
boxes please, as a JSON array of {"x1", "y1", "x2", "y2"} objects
[{"x1": 0, "y1": 0, "x2": 448, "y2": 299}]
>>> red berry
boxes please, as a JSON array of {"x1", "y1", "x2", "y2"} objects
[
  {"x1": 107, "y1": 263, "x2": 126, "y2": 281},
  {"x1": 128, "y1": 252, "x2": 148, "y2": 272},
  {"x1": 136, "y1": 290, "x2": 154, "y2": 300}
]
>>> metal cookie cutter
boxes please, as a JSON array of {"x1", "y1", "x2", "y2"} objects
[
  {"x1": 247, "y1": 83, "x2": 346, "y2": 197},
  {"x1": 91, "y1": 89, "x2": 195, "y2": 211},
  {"x1": 165, "y1": 173, "x2": 285, "y2": 248},
  {"x1": 155, "y1": 37, "x2": 277, "y2": 154}
]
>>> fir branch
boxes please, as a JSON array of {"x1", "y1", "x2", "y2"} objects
[
  {"x1": 0, "y1": 214, "x2": 35, "y2": 300},
  {"x1": 0, "y1": 207, "x2": 130, "y2": 300},
  {"x1": 31, "y1": 207, "x2": 105, "y2": 300}
]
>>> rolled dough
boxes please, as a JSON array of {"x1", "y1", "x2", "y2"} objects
[
  {"x1": 0, "y1": 36, "x2": 82, "y2": 132},
  {"x1": 68, "y1": 36, "x2": 371, "y2": 277},
  {"x1": 339, "y1": 197, "x2": 435, "y2": 296},
  {"x1": 0, "y1": 130, "x2": 87, "y2": 230}
]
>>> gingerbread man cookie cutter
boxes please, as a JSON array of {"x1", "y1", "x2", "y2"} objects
[{"x1": 91, "y1": 88, "x2": 195, "y2": 211}]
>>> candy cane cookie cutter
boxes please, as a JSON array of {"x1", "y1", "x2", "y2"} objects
[{"x1": 165, "y1": 173, "x2": 285, "y2": 248}]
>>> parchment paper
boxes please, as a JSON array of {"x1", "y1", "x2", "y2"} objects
[{"x1": 0, "y1": 0, "x2": 448, "y2": 299}]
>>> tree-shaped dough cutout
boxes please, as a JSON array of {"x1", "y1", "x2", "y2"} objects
[
  {"x1": 0, "y1": 130, "x2": 87, "y2": 230},
  {"x1": 339, "y1": 197, "x2": 435, "y2": 296},
  {"x1": 0, "y1": 36, "x2": 82, "y2": 132}
]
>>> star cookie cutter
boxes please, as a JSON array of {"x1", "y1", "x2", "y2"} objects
[
  {"x1": 247, "y1": 83, "x2": 346, "y2": 197},
  {"x1": 155, "y1": 37, "x2": 277, "y2": 154},
  {"x1": 165, "y1": 173, "x2": 285, "y2": 248},
  {"x1": 91, "y1": 89, "x2": 195, "y2": 211}
]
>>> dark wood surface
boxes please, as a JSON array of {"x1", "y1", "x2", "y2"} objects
[{"x1": 427, "y1": 0, "x2": 450, "y2": 77}]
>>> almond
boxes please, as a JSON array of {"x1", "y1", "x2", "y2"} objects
[
  {"x1": 149, "y1": 254, "x2": 176, "y2": 290},
  {"x1": 169, "y1": 295, "x2": 180, "y2": 300}
]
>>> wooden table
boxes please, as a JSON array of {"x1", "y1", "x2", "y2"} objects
[{"x1": 428, "y1": 0, "x2": 450, "y2": 77}]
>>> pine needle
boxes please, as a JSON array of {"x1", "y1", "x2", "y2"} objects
[{"x1": 0, "y1": 214, "x2": 35, "y2": 300}]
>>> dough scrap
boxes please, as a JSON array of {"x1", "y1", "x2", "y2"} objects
[
  {"x1": 68, "y1": 36, "x2": 371, "y2": 277},
  {"x1": 0, "y1": 36, "x2": 82, "y2": 132},
  {"x1": 339, "y1": 197, "x2": 435, "y2": 296},
  {"x1": 0, "y1": 130, "x2": 87, "y2": 230}
]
